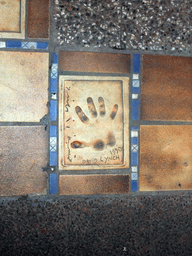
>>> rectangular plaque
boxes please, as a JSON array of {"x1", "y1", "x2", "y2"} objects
[{"x1": 59, "y1": 76, "x2": 129, "y2": 170}]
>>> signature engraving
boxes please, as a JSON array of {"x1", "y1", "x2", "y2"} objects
[
  {"x1": 67, "y1": 136, "x2": 72, "y2": 162},
  {"x1": 82, "y1": 155, "x2": 120, "y2": 164},
  {"x1": 65, "y1": 91, "x2": 70, "y2": 112}
]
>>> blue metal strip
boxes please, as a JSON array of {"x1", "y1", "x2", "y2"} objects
[
  {"x1": 36, "y1": 42, "x2": 48, "y2": 49},
  {"x1": 131, "y1": 181, "x2": 138, "y2": 192},
  {"x1": 133, "y1": 54, "x2": 140, "y2": 73},
  {"x1": 50, "y1": 152, "x2": 57, "y2": 166},
  {"x1": 49, "y1": 173, "x2": 57, "y2": 194},
  {"x1": 50, "y1": 100, "x2": 57, "y2": 121},
  {"x1": 52, "y1": 52, "x2": 58, "y2": 63},
  {"x1": 50, "y1": 126, "x2": 57, "y2": 137},
  {"x1": 131, "y1": 152, "x2": 138, "y2": 166},
  {"x1": 132, "y1": 99, "x2": 139, "y2": 120},
  {"x1": 50, "y1": 78, "x2": 57, "y2": 93},
  {"x1": 131, "y1": 126, "x2": 139, "y2": 130},
  {"x1": 132, "y1": 87, "x2": 139, "y2": 94},
  {"x1": 131, "y1": 137, "x2": 138, "y2": 144},
  {"x1": 7, "y1": 41, "x2": 22, "y2": 48}
]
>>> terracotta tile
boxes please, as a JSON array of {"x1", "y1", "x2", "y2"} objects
[
  {"x1": 59, "y1": 75, "x2": 129, "y2": 170},
  {"x1": 59, "y1": 51, "x2": 131, "y2": 74},
  {"x1": 0, "y1": 126, "x2": 48, "y2": 197},
  {"x1": 27, "y1": 0, "x2": 50, "y2": 39},
  {"x1": 0, "y1": 51, "x2": 49, "y2": 122},
  {"x1": 140, "y1": 125, "x2": 192, "y2": 191},
  {"x1": 0, "y1": 0, "x2": 26, "y2": 39},
  {"x1": 59, "y1": 174, "x2": 130, "y2": 195},
  {"x1": 141, "y1": 55, "x2": 192, "y2": 121}
]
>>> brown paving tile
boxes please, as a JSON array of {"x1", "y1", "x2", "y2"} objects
[
  {"x1": 59, "y1": 75, "x2": 129, "y2": 171},
  {"x1": 59, "y1": 51, "x2": 131, "y2": 73},
  {"x1": 140, "y1": 125, "x2": 192, "y2": 191},
  {"x1": 59, "y1": 174, "x2": 130, "y2": 195},
  {"x1": 28, "y1": 0, "x2": 50, "y2": 39},
  {"x1": 0, "y1": 51, "x2": 49, "y2": 122},
  {"x1": 0, "y1": 0, "x2": 26, "y2": 39},
  {"x1": 0, "y1": 126, "x2": 48, "y2": 197},
  {"x1": 141, "y1": 55, "x2": 192, "y2": 121}
]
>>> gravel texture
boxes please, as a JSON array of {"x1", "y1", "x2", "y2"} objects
[
  {"x1": 54, "y1": 0, "x2": 192, "y2": 53},
  {"x1": 1, "y1": 194, "x2": 192, "y2": 255}
]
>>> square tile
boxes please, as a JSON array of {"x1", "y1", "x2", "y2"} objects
[
  {"x1": 131, "y1": 166, "x2": 138, "y2": 172},
  {"x1": 141, "y1": 55, "x2": 192, "y2": 121},
  {"x1": 131, "y1": 130, "x2": 138, "y2": 137},
  {"x1": 51, "y1": 64, "x2": 58, "y2": 78},
  {"x1": 133, "y1": 74, "x2": 139, "y2": 79},
  {"x1": 0, "y1": 126, "x2": 48, "y2": 197},
  {"x1": 51, "y1": 93, "x2": 57, "y2": 100},
  {"x1": 0, "y1": 0, "x2": 26, "y2": 39},
  {"x1": 132, "y1": 80, "x2": 140, "y2": 87},
  {"x1": 50, "y1": 137, "x2": 57, "y2": 152},
  {"x1": 59, "y1": 174, "x2": 130, "y2": 195},
  {"x1": 0, "y1": 51, "x2": 49, "y2": 122},
  {"x1": 21, "y1": 42, "x2": 37, "y2": 49},
  {"x1": 140, "y1": 125, "x2": 192, "y2": 191},
  {"x1": 0, "y1": 41, "x2": 6, "y2": 48},
  {"x1": 27, "y1": 0, "x2": 50, "y2": 38},
  {"x1": 132, "y1": 93, "x2": 139, "y2": 99},
  {"x1": 131, "y1": 173, "x2": 138, "y2": 181},
  {"x1": 59, "y1": 75, "x2": 129, "y2": 170},
  {"x1": 131, "y1": 144, "x2": 138, "y2": 152}
]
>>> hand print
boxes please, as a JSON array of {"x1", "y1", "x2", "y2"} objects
[{"x1": 70, "y1": 97, "x2": 118, "y2": 151}]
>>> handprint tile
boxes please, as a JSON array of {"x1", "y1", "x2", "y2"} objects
[
  {"x1": 71, "y1": 97, "x2": 118, "y2": 151},
  {"x1": 59, "y1": 76, "x2": 130, "y2": 170}
]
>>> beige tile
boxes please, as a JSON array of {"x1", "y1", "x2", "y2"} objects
[
  {"x1": 59, "y1": 76, "x2": 129, "y2": 170},
  {"x1": 0, "y1": 126, "x2": 48, "y2": 197},
  {"x1": 0, "y1": 0, "x2": 20, "y2": 32},
  {"x1": 59, "y1": 174, "x2": 130, "y2": 195},
  {"x1": 0, "y1": 51, "x2": 49, "y2": 122},
  {"x1": 0, "y1": 0, "x2": 26, "y2": 39},
  {"x1": 140, "y1": 125, "x2": 192, "y2": 191}
]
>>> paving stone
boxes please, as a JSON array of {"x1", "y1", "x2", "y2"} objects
[
  {"x1": 0, "y1": 0, "x2": 26, "y2": 39},
  {"x1": 59, "y1": 51, "x2": 131, "y2": 73},
  {"x1": 140, "y1": 125, "x2": 192, "y2": 191},
  {"x1": 27, "y1": 0, "x2": 50, "y2": 38},
  {"x1": 0, "y1": 126, "x2": 48, "y2": 197},
  {"x1": 59, "y1": 174, "x2": 130, "y2": 195},
  {"x1": 0, "y1": 51, "x2": 49, "y2": 122},
  {"x1": 141, "y1": 55, "x2": 192, "y2": 121}
]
